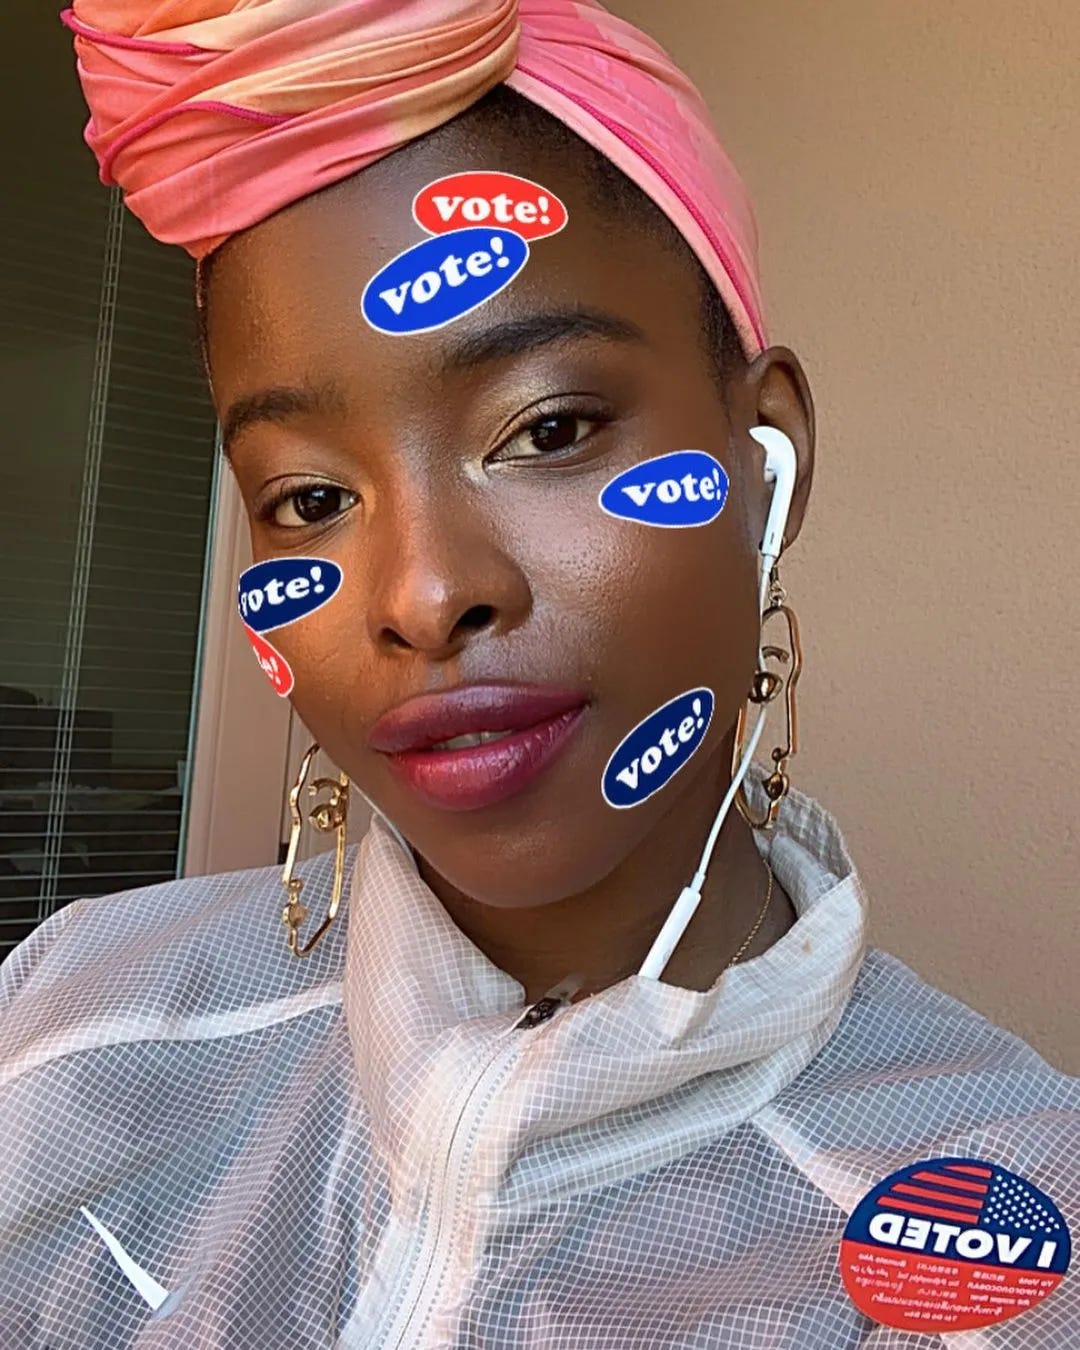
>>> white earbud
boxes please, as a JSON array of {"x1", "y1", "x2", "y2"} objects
[
  {"x1": 748, "y1": 425, "x2": 797, "y2": 567},
  {"x1": 637, "y1": 423, "x2": 800, "y2": 984}
]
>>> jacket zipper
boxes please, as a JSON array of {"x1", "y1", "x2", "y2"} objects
[{"x1": 379, "y1": 978, "x2": 581, "y2": 1348}]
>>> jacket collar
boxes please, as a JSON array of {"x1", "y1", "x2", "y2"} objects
[{"x1": 343, "y1": 770, "x2": 868, "y2": 1201}]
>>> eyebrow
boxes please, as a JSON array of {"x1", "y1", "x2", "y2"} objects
[
  {"x1": 220, "y1": 381, "x2": 347, "y2": 461},
  {"x1": 437, "y1": 306, "x2": 647, "y2": 373},
  {"x1": 219, "y1": 308, "x2": 646, "y2": 458}
]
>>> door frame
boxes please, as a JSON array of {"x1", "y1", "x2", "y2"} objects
[{"x1": 183, "y1": 463, "x2": 293, "y2": 876}]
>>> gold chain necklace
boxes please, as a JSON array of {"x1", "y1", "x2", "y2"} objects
[
  {"x1": 524, "y1": 854, "x2": 778, "y2": 1021},
  {"x1": 725, "y1": 855, "x2": 775, "y2": 969}
]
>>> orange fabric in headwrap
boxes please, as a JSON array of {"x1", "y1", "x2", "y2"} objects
[{"x1": 61, "y1": 0, "x2": 767, "y2": 355}]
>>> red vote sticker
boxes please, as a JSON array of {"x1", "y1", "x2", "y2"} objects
[
  {"x1": 243, "y1": 624, "x2": 294, "y2": 698},
  {"x1": 413, "y1": 172, "x2": 568, "y2": 241},
  {"x1": 839, "y1": 1156, "x2": 1070, "y2": 1333}
]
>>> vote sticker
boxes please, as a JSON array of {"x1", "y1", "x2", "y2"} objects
[
  {"x1": 599, "y1": 450, "x2": 729, "y2": 528},
  {"x1": 243, "y1": 625, "x2": 294, "y2": 697},
  {"x1": 839, "y1": 1156, "x2": 1070, "y2": 1333},
  {"x1": 361, "y1": 228, "x2": 529, "y2": 335},
  {"x1": 238, "y1": 558, "x2": 342, "y2": 634},
  {"x1": 601, "y1": 687, "x2": 713, "y2": 808},
  {"x1": 413, "y1": 171, "x2": 567, "y2": 241}
]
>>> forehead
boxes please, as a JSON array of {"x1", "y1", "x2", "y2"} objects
[{"x1": 204, "y1": 113, "x2": 700, "y2": 397}]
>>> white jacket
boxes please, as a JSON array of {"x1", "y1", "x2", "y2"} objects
[{"x1": 0, "y1": 775, "x2": 1076, "y2": 1348}]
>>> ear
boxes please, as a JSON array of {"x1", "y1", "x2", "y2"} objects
[{"x1": 728, "y1": 346, "x2": 816, "y2": 550}]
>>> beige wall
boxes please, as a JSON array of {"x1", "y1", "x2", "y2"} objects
[{"x1": 610, "y1": 0, "x2": 1080, "y2": 1071}]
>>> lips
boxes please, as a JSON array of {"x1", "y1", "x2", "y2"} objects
[
  {"x1": 369, "y1": 683, "x2": 587, "y2": 752},
  {"x1": 370, "y1": 683, "x2": 589, "y2": 811}
]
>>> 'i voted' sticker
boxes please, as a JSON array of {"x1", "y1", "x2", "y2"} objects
[
  {"x1": 839, "y1": 1156, "x2": 1071, "y2": 1333},
  {"x1": 599, "y1": 451, "x2": 729, "y2": 529},
  {"x1": 413, "y1": 172, "x2": 568, "y2": 241},
  {"x1": 237, "y1": 558, "x2": 342, "y2": 634},
  {"x1": 243, "y1": 625, "x2": 294, "y2": 697},
  {"x1": 602, "y1": 687, "x2": 714, "y2": 808},
  {"x1": 362, "y1": 228, "x2": 529, "y2": 335}
]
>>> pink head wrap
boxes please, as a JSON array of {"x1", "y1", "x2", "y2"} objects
[{"x1": 61, "y1": 0, "x2": 767, "y2": 355}]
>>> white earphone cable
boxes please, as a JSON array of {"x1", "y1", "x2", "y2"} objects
[{"x1": 636, "y1": 551, "x2": 777, "y2": 982}]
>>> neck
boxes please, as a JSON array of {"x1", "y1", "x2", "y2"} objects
[{"x1": 417, "y1": 749, "x2": 797, "y2": 1005}]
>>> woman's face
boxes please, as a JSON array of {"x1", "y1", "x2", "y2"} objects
[{"x1": 205, "y1": 115, "x2": 813, "y2": 909}]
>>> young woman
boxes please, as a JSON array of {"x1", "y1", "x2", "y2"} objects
[{"x1": 1, "y1": 2, "x2": 1075, "y2": 1346}]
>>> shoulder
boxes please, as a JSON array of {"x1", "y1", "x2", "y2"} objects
[
  {"x1": 0, "y1": 856, "x2": 358, "y2": 1338},
  {"x1": 847, "y1": 947, "x2": 1076, "y2": 1087},
  {"x1": 0, "y1": 862, "x2": 277, "y2": 1000},
  {"x1": 781, "y1": 952, "x2": 1080, "y2": 1346},
  {"x1": 0, "y1": 848, "x2": 354, "y2": 1071},
  {"x1": 784, "y1": 946, "x2": 1080, "y2": 1134},
  {"x1": 761, "y1": 949, "x2": 1078, "y2": 1303}
]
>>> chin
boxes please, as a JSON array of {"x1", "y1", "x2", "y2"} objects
[{"x1": 412, "y1": 814, "x2": 629, "y2": 909}]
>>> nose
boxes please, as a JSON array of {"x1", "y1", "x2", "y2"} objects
[{"x1": 367, "y1": 495, "x2": 532, "y2": 660}]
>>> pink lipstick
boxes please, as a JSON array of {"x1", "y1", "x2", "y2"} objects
[{"x1": 369, "y1": 683, "x2": 588, "y2": 811}]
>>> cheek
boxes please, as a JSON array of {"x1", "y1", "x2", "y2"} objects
[
  {"x1": 524, "y1": 500, "x2": 760, "y2": 705},
  {"x1": 242, "y1": 486, "x2": 761, "y2": 729},
  {"x1": 244, "y1": 582, "x2": 356, "y2": 727}
]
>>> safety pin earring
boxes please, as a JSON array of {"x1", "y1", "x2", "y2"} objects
[
  {"x1": 280, "y1": 742, "x2": 350, "y2": 957},
  {"x1": 731, "y1": 564, "x2": 804, "y2": 830}
]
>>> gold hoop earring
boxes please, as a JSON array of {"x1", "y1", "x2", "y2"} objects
[
  {"x1": 731, "y1": 564, "x2": 803, "y2": 831},
  {"x1": 280, "y1": 742, "x2": 350, "y2": 957}
]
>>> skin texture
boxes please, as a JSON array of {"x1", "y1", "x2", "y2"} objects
[{"x1": 204, "y1": 107, "x2": 817, "y2": 1004}]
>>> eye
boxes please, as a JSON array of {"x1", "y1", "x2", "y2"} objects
[
  {"x1": 262, "y1": 483, "x2": 358, "y2": 529},
  {"x1": 524, "y1": 413, "x2": 584, "y2": 455},
  {"x1": 493, "y1": 404, "x2": 612, "y2": 463}
]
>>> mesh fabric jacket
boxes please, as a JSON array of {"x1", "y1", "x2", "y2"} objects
[{"x1": 0, "y1": 774, "x2": 1076, "y2": 1348}]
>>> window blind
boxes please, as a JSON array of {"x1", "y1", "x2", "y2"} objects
[{"x1": 0, "y1": 3, "x2": 218, "y2": 957}]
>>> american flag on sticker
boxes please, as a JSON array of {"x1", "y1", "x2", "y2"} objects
[
  {"x1": 842, "y1": 1155, "x2": 1072, "y2": 1281},
  {"x1": 840, "y1": 1157, "x2": 1072, "y2": 1333},
  {"x1": 873, "y1": 1159, "x2": 1064, "y2": 1235}
]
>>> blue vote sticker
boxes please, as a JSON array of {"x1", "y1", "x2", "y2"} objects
[
  {"x1": 238, "y1": 557, "x2": 342, "y2": 634},
  {"x1": 839, "y1": 1156, "x2": 1071, "y2": 1333},
  {"x1": 602, "y1": 687, "x2": 714, "y2": 808},
  {"x1": 599, "y1": 450, "x2": 730, "y2": 528},
  {"x1": 361, "y1": 227, "x2": 529, "y2": 335}
]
